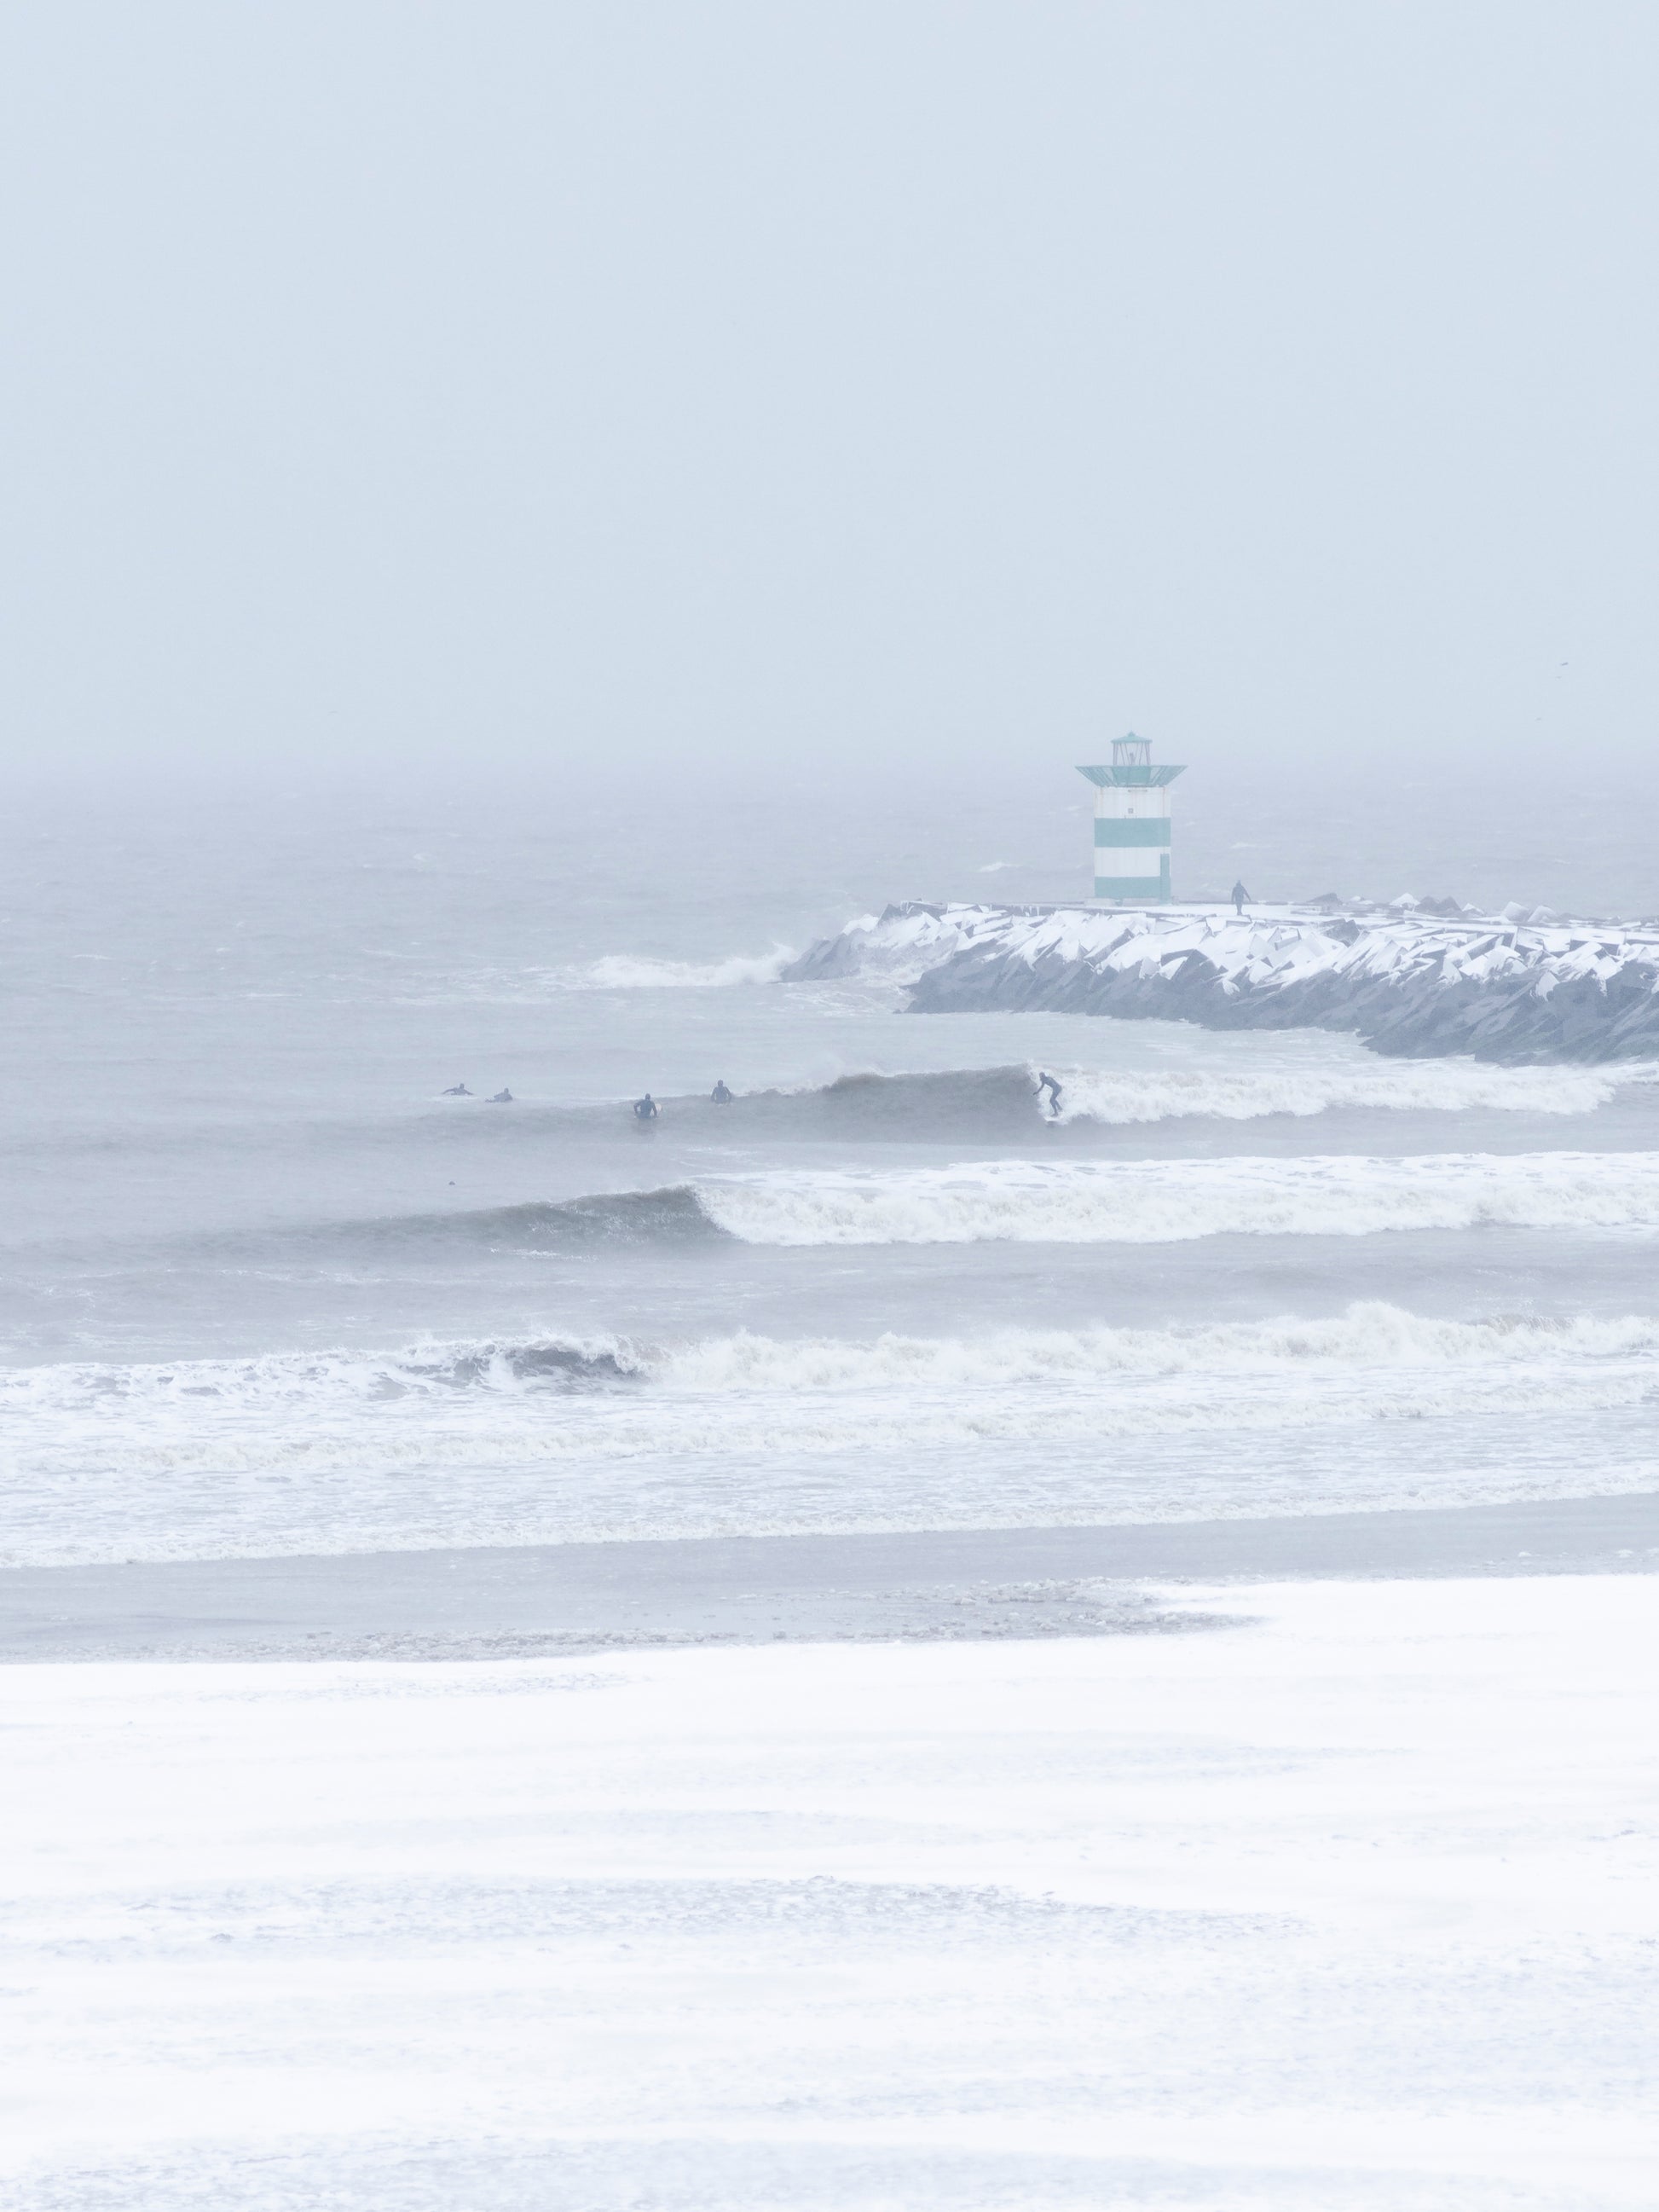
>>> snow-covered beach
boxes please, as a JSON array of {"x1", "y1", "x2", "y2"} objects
[{"x1": 5, "y1": 1578, "x2": 1656, "y2": 2210}]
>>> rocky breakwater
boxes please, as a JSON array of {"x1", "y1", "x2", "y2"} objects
[{"x1": 785, "y1": 901, "x2": 1659, "y2": 1063}]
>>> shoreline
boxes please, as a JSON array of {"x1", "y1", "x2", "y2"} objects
[{"x1": 4, "y1": 1489, "x2": 1656, "y2": 1663}]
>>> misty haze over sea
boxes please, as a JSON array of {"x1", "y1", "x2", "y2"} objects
[{"x1": 7, "y1": 764, "x2": 1659, "y2": 1572}]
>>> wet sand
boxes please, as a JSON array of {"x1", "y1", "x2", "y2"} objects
[{"x1": 3, "y1": 1490, "x2": 1656, "y2": 1661}]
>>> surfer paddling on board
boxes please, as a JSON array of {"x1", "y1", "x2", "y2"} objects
[
  {"x1": 1035, "y1": 1070, "x2": 1063, "y2": 1117},
  {"x1": 440, "y1": 1083, "x2": 471, "y2": 1097},
  {"x1": 633, "y1": 1092, "x2": 659, "y2": 1121}
]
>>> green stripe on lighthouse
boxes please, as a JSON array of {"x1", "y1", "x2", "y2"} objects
[{"x1": 1095, "y1": 819, "x2": 1171, "y2": 847}]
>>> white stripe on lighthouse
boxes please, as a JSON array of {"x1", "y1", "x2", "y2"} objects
[{"x1": 1093, "y1": 847, "x2": 1164, "y2": 878}]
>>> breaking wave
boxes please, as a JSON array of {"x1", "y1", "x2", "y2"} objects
[
  {"x1": 1049, "y1": 1060, "x2": 1644, "y2": 1124},
  {"x1": 571, "y1": 946, "x2": 796, "y2": 989},
  {"x1": 1, "y1": 1334, "x2": 646, "y2": 1421},
  {"x1": 14, "y1": 1300, "x2": 1659, "y2": 1422},
  {"x1": 543, "y1": 1059, "x2": 1646, "y2": 1141},
  {"x1": 403, "y1": 1059, "x2": 1648, "y2": 1149},
  {"x1": 333, "y1": 1149, "x2": 1659, "y2": 1254},
  {"x1": 651, "y1": 1305, "x2": 1659, "y2": 1390},
  {"x1": 689, "y1": 1150, "x2": 1659, "y2": 1246},
  {"x1": 8, "y1": 1300, "x2": 1659, "y2": 1565}
]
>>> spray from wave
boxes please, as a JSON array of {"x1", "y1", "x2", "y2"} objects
[
  {"x1": 1047, "y1": 1060, "x2": 1645, "y2": 1125},
  {"x1": 570, "y1": 946, "x2": 796, "y2": 989}
]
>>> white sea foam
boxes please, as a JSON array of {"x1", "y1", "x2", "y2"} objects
[
  {"x1": 5, "y1": 1303, "x2": 1659, "y2": 1566},
  {"x1": 658, "y1": 1304, "x2": 1659, "y2": 1390},
  {"x1": 11, "y1": 1302, "x2": 1656, "y2": 1417},
  {"x1": 688, "y1": 1149, "x2": 1659, "y2": 1246},
  {"x1": 1048, "y1": 1060, "x2": 1639, "y2": 1125},
  {"x1": 574, "y1": 946, "x2": 796, "y2": 988}
]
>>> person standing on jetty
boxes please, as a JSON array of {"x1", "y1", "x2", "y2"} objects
[{"x1": 1232, "y1": 879, "x2": 1251, "y2": 915}]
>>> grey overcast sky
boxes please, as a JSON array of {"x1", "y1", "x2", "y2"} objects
[{"x1": 1, "y1": 2, "x2": 1655, "y2": 783}]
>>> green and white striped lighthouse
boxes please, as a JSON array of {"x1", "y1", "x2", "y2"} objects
[{"x1": 1078, "y1": 733, "x2": 1185, "y2": 902}]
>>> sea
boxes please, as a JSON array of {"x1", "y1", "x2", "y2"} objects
[{"x1": 6, "y1": 758, "x2": 1659, "y2": 1576}]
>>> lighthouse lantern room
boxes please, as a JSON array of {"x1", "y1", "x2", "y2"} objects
[{"x1": 1077, "y1": 733, "x2": 1185, "y2": 903}]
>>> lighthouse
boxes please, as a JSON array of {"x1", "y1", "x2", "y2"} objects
[{"x1": 1078, "y1": 733, "x2": 1185, "y2": 903}]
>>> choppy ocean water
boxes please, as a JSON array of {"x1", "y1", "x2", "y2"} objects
[{"x1": 6, "y1": 770, "x2": 1659, "y2": 1570}]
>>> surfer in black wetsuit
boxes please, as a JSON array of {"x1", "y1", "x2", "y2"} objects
[
  {"x1": 1036, "y1": 1070, "x2": 1062, "y2": 1116},
  {"x1": 711, "y1": 1080, "x2": 732, "y2": 1104},
  {"x1": 633, "y1": 1092, "x2": 659, "y2": 1120},
  {"x1": 441, "y1": 1083, "x2": 471, "y2": 1097},
  {"x1": 1232, "y1": 880, "x2": 1251, "y2": 915},
  {"x1": 488, "y1": 1087, "x2": 513, "y2": 1103}
]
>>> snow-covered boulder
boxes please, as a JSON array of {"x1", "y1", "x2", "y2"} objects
[{"x1": 783, "y1": 902, "x2": 1659, "y2": 1063}]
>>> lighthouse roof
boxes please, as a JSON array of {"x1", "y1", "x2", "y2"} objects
[{"x1": 1078, "y1": 762, "x2": 1185, "y2": 788}]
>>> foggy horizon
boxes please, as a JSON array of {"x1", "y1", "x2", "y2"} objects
[{"x1": 3, "y1": 1, "x2": 1656, "y2": 796}]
